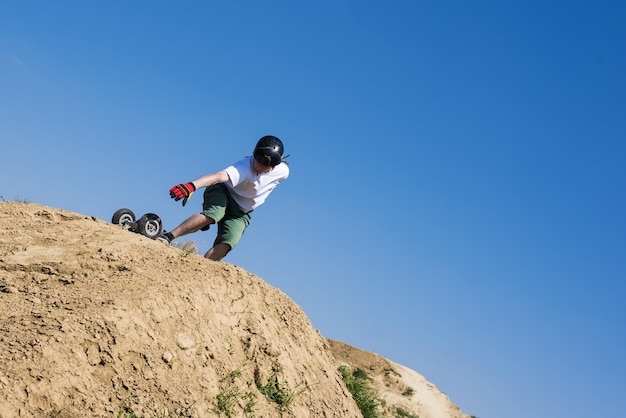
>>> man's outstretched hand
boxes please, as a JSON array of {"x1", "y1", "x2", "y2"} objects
[{"x1": 169, "y1": 182, "x2": 196, "y2": 206}]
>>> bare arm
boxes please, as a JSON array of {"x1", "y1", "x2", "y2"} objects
[{"x1": 190, "y1": 170, "x2": 230, "y2": 189}]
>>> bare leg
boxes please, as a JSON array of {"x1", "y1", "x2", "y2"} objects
[
  {"x1": 169, "y1": 213, "x2": 231, "y2": 261},
  {"x1": 204, "y1": 243, "x2": 231, "y2": 261},
  {"x1": 169, "y1": 213, "x2": 214, "y2": 238}
]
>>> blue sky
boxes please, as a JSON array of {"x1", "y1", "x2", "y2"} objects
[{"x1": 1, "y1": 1, "x2": 625, "y2": 417}]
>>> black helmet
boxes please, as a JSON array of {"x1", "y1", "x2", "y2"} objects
[{"x1": 253, "y1": 135, "x2": 284, "y2": 167}]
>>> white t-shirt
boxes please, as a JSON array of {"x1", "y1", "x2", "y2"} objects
[{"x1": 224, "y1": 157, "x2": 289, "y2": 213}]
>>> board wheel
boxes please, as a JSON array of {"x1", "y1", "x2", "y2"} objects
[
  {"x1": 138, "y1": 213, "x2": 162, "y2": 239},
  {"x1": 112, "y1": 208, "x2": 136, "y2": 229}
]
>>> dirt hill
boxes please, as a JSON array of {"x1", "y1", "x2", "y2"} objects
[{"x1": 0, "y1": 202, "x2": 469, "y2": 417}]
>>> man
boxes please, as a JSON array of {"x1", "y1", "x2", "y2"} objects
[{"x1": 159, "y1": 135, "x2": 289, "y2": 260}]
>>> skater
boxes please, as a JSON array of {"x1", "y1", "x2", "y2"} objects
[{"x1": 159, "y1": 135, "x2": 289, "y2": 260}]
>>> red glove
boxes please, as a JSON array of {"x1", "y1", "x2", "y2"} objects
[{"x1": 169, "y1": 182, "x2": 196, "y2": 206}]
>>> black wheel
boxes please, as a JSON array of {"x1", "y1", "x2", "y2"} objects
[
  {"x1": 137, "y1": 213, "x2": 162, "y2": 239},
  {"x1": 112, "y1": 208, "x2": 136, "y2": 229}
]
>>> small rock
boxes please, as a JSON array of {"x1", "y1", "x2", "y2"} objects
[
  {"x1": 1, "y1": 286, "x2": 18, "y2": 294},
  {"x1": 162, "y1": 352, "x2": 174, "y2": 364},
  {"x1": 176, "y1": 334, "x2": 195, "y2": 350}
]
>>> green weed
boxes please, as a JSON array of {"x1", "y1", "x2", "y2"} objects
[
  {"x1": 339, "y1": 365, "x2": 382, "y2": 418},
  {"x1": 214, "y1": 367, "x2": 256, "y2": 418},
  {"x1": 115, "y1": 396, "x2": 140, "y2": 418},
  {"x1": 402, "y1": 387, "x2": 415, "y2": 397},
  {"x1": 256, "y1": 373, "x2": 307, "y2": 411},
  {"x1": 395, "y1": 407, "x2": 419, "y2": 417},
  {"x1": 384, "y1": 367, "x2": 401, "y2": 378}
]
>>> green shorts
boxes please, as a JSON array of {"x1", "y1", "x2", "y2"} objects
[{"x1": 201, "y1": 183, "x2": 251, "y2": 249}]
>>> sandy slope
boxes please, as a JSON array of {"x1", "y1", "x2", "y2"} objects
[
  {"x1": 0, "y1": 202, "x2": 468, "y2": 417},
  {"x1": 328, "y1": 340, "x2": 469, "y2": 418}
]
